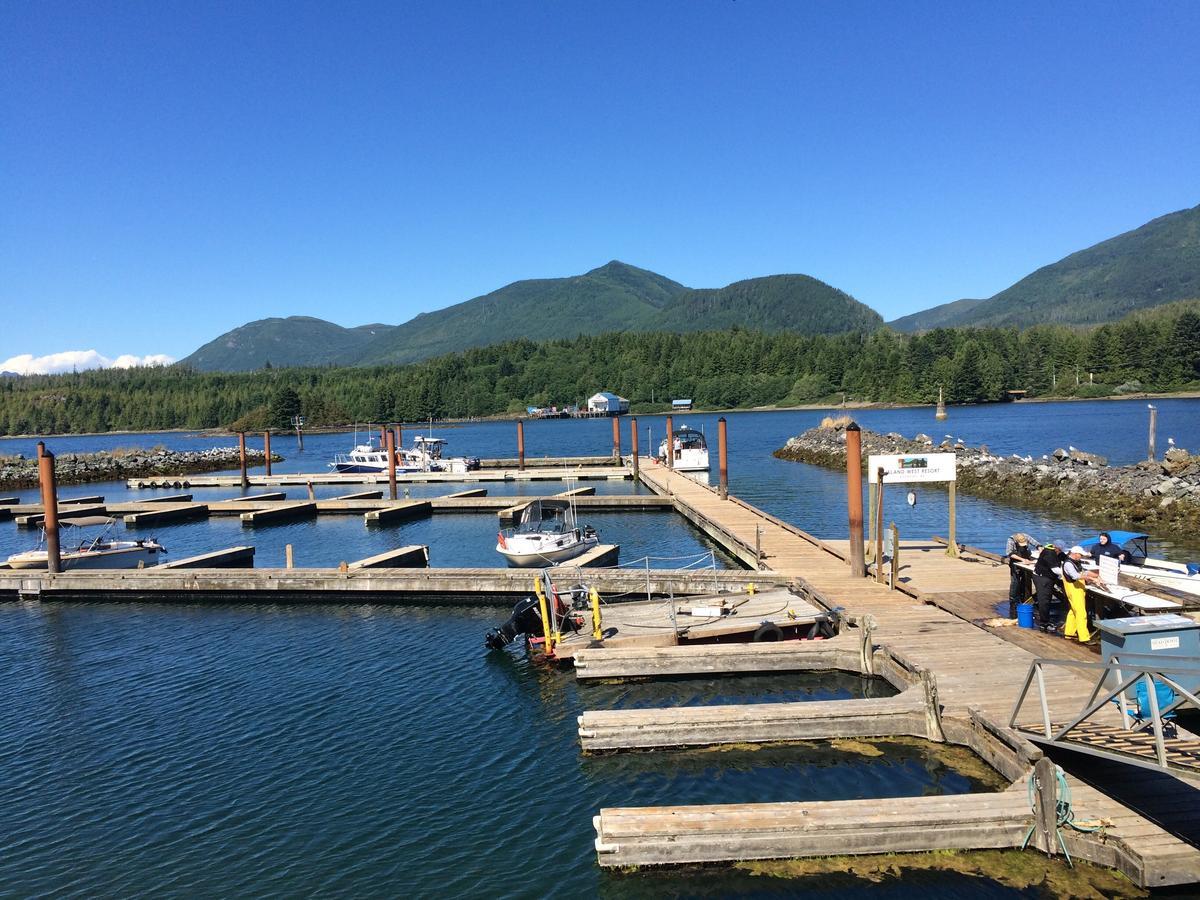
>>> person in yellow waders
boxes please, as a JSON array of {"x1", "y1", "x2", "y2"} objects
[{"x1": 1061, "y1": 545, "x2": 1100, "y2": 643}]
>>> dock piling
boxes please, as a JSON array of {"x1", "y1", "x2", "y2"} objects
[
  {"x1": 394, "y1": 424, "x2": 403, "y2": 454},
  {"x1": 385, "y1": 430, "x2": 398, "y2": 501},
  {"x1": 307, "y1": 481, "x2": 315, "y2": 501},
  {"x1": 717, "y1": 416, "x2": 728, "y2": 499},
  {"x1": 845, "y1": 423, "x2": 865, "y2": 577},
  {"x1": 36, "y1": 442, "x2": 61, "y2": 574},
  {"x1": 264, "y1": 431, "x2": 272, "y2": 476},
  {"x1": 1148, "y1": 404, "x2": 1157, "y2": 461},
  {"x1": 665, "y1": 415, "x2": 673, "y2": 468},
  {"x1": 238, "y1": 432, "x2": 248, "y2": 488},
  {"x1": 516, "y1": 420, "x2": 525, "y2": 470},
  {"x1": 612, "y1": 416, "x2": 620, "y2": 460},
  {"x1": 630, "y1": 417, "x2": 639, "y2": 479},
  {"x1": 874, "y1": 467, "x2": 885, "y2": 583},
  {"x1": 285, "y1": 543, "x2": 294, "y2": 568}
]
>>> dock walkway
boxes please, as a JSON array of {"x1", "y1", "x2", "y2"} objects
[{"x1": 619, "y1": 461, "x2": 1200, "y2": 887}]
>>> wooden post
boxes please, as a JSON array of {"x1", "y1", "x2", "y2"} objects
[
  {"x1": 665, "y1": 415, "x2": 673, "y2": 469},
  {"x1": 874, "y1": 468, "x2": 885, "y2": 584},
  {"x1": 263, "y1": 431, "x2": 272, "y2": 476},
  {"x1": 1148, "y1": 404, "x2": 1157, "y2": 461},
  {"x1": 394, "y1": 424, "x2": 403, "y2": 456},
  {"x1": 755, "y1": 526, "x2": 762, "y2": 571},
  {"x1": 306, "y1": 480, "x2": 315, "y2": 501},
  {"x1": 946, "y1": 481, "x2": 959, "y2": 557},
  {"x1": 385, "y1": 429, "x2": 397, "y2": 501},
  {"x1": 612, "y1": 416, "x2": 620, "y2": 460},
  {"x1": 380, "y1": 426, "x2": 387, "y2": 449},
  {"x1": 921, "y1": 669, "x2": 945, "y2": 742},
  {"x1": 516, "y1": 420, "x2": 525, "y2": 471},
  {"x1": 36, "y1": 442, "x2": 61, "y2": 574},
  {"x1": 845, "y1": 423, "x2": 865, "y2": 578},
  {"x1": 717, "y1": 416, "x2": 728, "y2": 500},
  {"x1": 285, "y1": 543, "x2": 294, "y2": 569},
  {"x1": 630, "y1": 417, "x2": 639, "y2": 479},
  {"x1": 859, "y1": 614, "x2": 876, "y2": 676},
  {"x1": 1032, "y1": 756, "x2": 1059, "y2": 855},
  {"x1": 889, "y1": 522, "x2": 899, "y2": 590},
  {"x1": 238, "y1": 432, "x2": 248, "y2": 488}
]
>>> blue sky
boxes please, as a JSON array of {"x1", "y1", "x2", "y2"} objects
[{"x1": 2, "y1": 1, "x2": 1198, "y2": 369}]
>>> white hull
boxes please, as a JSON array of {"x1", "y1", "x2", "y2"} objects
[
  {"x1": 8, "y1": 544, "x2": 165, "y2": 571},
  {"x1": 1129, "y1": 561, "x2": 1200, "y2": 597},
  {"x1": 496, "y1": 535, "x2": 599, "y2": 568}
]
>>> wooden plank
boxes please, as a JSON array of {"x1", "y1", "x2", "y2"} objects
[
  {"x1": 221, "y1": 491, "x2": 287, "y2": 503},
  {"x1": 61, "y1": 494, "x2": 105, "y2": 504},
  {"x1": 552, "y1": 544, "x2": 619, "y2": 569},
  {"x1": 140, "y1": 493, "x2": 194, "y2": 503},
  {"x1": 329, "y1": 490, "x2": 383, "y2": 501},
  {"x1": 363, "y1": 500, "x2": 432, "y2": 525},
  {"x1": 240, "y1": 502, "x2": 318, "y2": 526},
  {"x1": 123, "y1": 503, "x2": 209, "y2": 527},
  {"x1": 348, "y1": 545, "x2": 430, "y2": 569},
  {"x1": 444, "y1": 488, "x2": 488, "y2": 498},
  {"x1": 157, "y1": 546, "x2": 255, "y2": 569}
]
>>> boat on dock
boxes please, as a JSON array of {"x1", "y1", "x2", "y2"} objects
[
  {"x1": 405, "y1": 436, "x2": 480, "y2": 474},
  {"x1": 496, "y1": 499, "x2": 599, "y2": 567},
  {"x1": 658, "y1": 425, "x2": 709, "y2": 472},
  {"x1": 1081, "y1": 531, "x2": 1200, "y2": 597},
  {"x1": 7, "y1": 516, "x2": 166, "y2": 570}
]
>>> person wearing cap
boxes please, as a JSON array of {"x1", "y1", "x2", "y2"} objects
[
  {"x1": 1032, "y1": 540, "x2": 1062, "y2": 631},
  {"x1": 1062, "y1": 545, "x2": 1101, "y2": 643},
  {"x1": 1005, "y1": 533, "x2": 1038, "y2": 618}
]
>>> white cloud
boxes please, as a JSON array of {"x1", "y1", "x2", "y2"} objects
[{"x1": 0, "y1": 350, "x2": 176, "y2": 375}]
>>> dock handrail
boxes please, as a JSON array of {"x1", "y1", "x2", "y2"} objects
[{"x1": 1008, "y1": 654, "x2": 1200, "y2": 774}]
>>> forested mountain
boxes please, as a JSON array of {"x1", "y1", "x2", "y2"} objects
[
  {"x1": 183, "y1": 317, "x2": 396, "y2": 370},
  {"x1": 180, "y1": 261, "x2": 879, "y2": 371},
  {"x1": 892, "y1": 203, "x2": 1200, "y2": 331},
  {"x1": 5, "y1": 303, "x2": 1200, "y2": 435}
]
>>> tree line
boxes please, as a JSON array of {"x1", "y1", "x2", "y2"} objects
[{"x1": 1, "y1": 302, "x2": 1198, "y2": 435}]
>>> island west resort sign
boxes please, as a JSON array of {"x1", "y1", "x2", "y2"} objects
[{"x1": 867, "y1": 453, "x2": 957, "y2": 484}]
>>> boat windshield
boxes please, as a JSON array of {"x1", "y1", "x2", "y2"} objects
[
  {"x1": 675, "y1": 429, "x2": 706, "y2": 450},
  {"x1": 516, "y1": 500, "x2": 574, "y2": 533}
]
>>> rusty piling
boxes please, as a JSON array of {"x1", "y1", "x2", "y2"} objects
[
  {"x1": 385, "y1": 429, "x2": 398, "y2": 501},
  {"x1": 717, "y1": 416, "x2": 728, "y2": 500},
  {"x1": 612, "y1": 416, "x2": 621, "y2": 460},
  {"x1": 264, "y1": 431, "x2": 272, "y2": 476},
  {"x1": 517, "y1": 420, "x2": 525, "y2": 471},
  {"x1": 630, "y1": 417, "x2": 639, "y2": 479},
  {"x1": 665, "y1": 415, "x2": 673, "y2": 469},
  {"x1": 37, "y1": 442, "x2": 62, "y2": 574},
  {"x1": 846, "y1": 422, "x2": 865, "y2": 578},
  {"x1": 238, "y1": 432, "x2": 248, "y2": 488}
]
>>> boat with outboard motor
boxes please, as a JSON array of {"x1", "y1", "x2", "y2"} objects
[
  {"x1": 1079, "y1": 531, "x2": 1200, "y2": 597},
  {"x1": 406, "y1": 436, "x2": 480, "y2": 474},
  {"x1": 658, "y1": 425, "x2": 709, "y2": 472},
  {"x1": 6, "y1": 516, "x2": 167, "y2": 570},
  {"x1": 496, "y1": 498, "x2": 599, "y2": 567}
]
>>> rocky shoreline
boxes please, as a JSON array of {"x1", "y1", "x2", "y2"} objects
[
  {"x1": 0, "y1": 447, "x2": 279, "y2": 490},
  {"x1": 774, "y1": 418, "x2": 1200, "y2": 536}
]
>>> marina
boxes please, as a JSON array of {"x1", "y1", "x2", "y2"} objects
[{"x1": 7, "y1": 408, "x2": 1200, "y2": 894}]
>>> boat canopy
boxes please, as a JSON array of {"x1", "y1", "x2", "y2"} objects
[
  {"x1": 1079, "y1": 531, "x2": 1150, "y2": 559},
  {"x1": 671, "y1": 426, "x2": 707, "y2": 448},
  {"x1": 60, "y1": 516, "x2": 116, "y2": 527},
  {"x1": 516, "y1": 499, "x2": 573, "y2": 531}
]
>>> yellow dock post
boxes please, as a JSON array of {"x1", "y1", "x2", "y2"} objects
[
  {"x1": 534, "y1": 576, "x2": 554, "y2": 657},
  {"x1": 590, "y1": 587, "x2": 603, "y2": 641}
]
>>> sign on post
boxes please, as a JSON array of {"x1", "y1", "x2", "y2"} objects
[
  {"x1": 867, "y1": 452, "x2": 960, "y2": 558},
  {"x1": 867, "y1": 453, "x2": 957, "y2": 484}
]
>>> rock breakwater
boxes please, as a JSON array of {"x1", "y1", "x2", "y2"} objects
[
  {"x1": 775, "y1": 418, "x2": 1200, "y2": 535},
  {"x1": 0, "y1": 447, "x2": 279, "y2": 489}
]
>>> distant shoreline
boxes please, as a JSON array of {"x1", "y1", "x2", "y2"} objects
[{"x1": 3, "y1": 390, "x2": 1199, "y2": 441}]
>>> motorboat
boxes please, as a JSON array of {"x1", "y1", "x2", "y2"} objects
[
  {"x1": 496, "y1": 499, "x2": 599, "y2": 568},
  {"x1": 1079, "y1": 531, "x2": 1200, "y2": 597},
  {"x1": 405, "y1": 436, "x2": 480, "y2": 474},
  {"x1": 7, "y1": 516, "x2": 167, "y2": 570},
  {"x1": 329, "y1": 438, "x2": 395, "y2": 474},
  {"x1": 658, "y1": 425, "x2": 710, "y2": 472}
]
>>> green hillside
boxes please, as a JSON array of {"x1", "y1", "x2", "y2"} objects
[
  {"x1": 353, "y1": 261, "x2": 686, "y2": 365},
  {"x1": 182, "y1": 317, "x2": 396, "y2": 371},
  {"x1": 654, "y1": 274, "x2": 882, "y2": 334},
  {"x1": 891, "y1": 203, "x2": 1200, "y2": 331},
  {"x1": 181, "y1": 261, "x2": 879, "y2": 371}
]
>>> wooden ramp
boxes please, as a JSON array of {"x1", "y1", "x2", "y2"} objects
[
  {"x1": 1023, "y1": 721, "x2": 1200, "y2": 776},
  {"x1": 594, "y1": 783, "x2": 1033, "y2": 868}
]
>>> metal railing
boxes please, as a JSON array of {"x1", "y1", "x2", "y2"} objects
[{"x1": 1009, "y1": 654, "x2": 1200, "y2": 773}]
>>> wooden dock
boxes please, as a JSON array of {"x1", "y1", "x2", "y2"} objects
[
  {"x1": 595, "y1": 461, "x2": 1200, "y2": 887},
  {"x1": 125, "y1": 463, "x2": 632, "y2": 489}
]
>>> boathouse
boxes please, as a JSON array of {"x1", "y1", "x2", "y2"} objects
[{"x1": 586, "y1": 391, "x2": 629, "y2": 415}]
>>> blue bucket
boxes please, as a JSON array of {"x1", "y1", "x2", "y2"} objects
[{"x1": 1017, "y1": 603, "x2": 1035, "y2": 629}]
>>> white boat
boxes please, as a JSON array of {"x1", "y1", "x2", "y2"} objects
[
  {"x1": 406, "y1": 436, "x2": 480, "y2": 474},
  {"x1": 1082, "y1": 531, "x2": 1200, "y2": 597},
  {"x1": 658, "y1": 425, "x2": 710, "y2": 472},
  {"x1": 7, "y1": 516, "x2": 167, "y2": 570},
  {"x1": 496, "y1": 499, "x2": 599, "y2": 568}
]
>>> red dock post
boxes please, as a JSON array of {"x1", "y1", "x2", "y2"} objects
[
  {"x1": 665, "y1": 415, "x2": 674, "y2": 469},
  {"x1": 846, "y1": 422, "x2": 865, "y2": 578},
  {"x1": 612, "y1": 416, "x2": 621, "y2": 460},
  {"x1": 37, "y1": 442, "x2": 61, "y2": 574},
  {"x1": 238, "y1": 432, "x2": 248, "y2": 488},
  {"x1": 630, "y1": 417, "x2": 639, "y2": 479},
  {"x1": 264, "y1": 431, "x2": 272, "y2": 476},
  {"x1": 385, "y1": 429, "x2": 398, "y2": 500},
  {"x1": 517, "y1": 420, "x2": 525, "y2": 471},
  {"x1": 717, "y1": 416, "x2": 729, "y2": 500}
]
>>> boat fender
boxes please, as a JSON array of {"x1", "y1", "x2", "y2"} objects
[{"x1": 753, "y1": 622, "x2": 784, "y2": 642}]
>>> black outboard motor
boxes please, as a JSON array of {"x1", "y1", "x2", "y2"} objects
[{"x1": 485, "y1": 596, "x2": 545, "y2": 650}]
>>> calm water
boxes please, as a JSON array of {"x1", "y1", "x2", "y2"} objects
[
  {"x1": 3, "y1": 400, "x2": 1196, "y2": 896},
  {"x1": 2, "y1": 603, "x2": 1025, "y2": 898}
]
